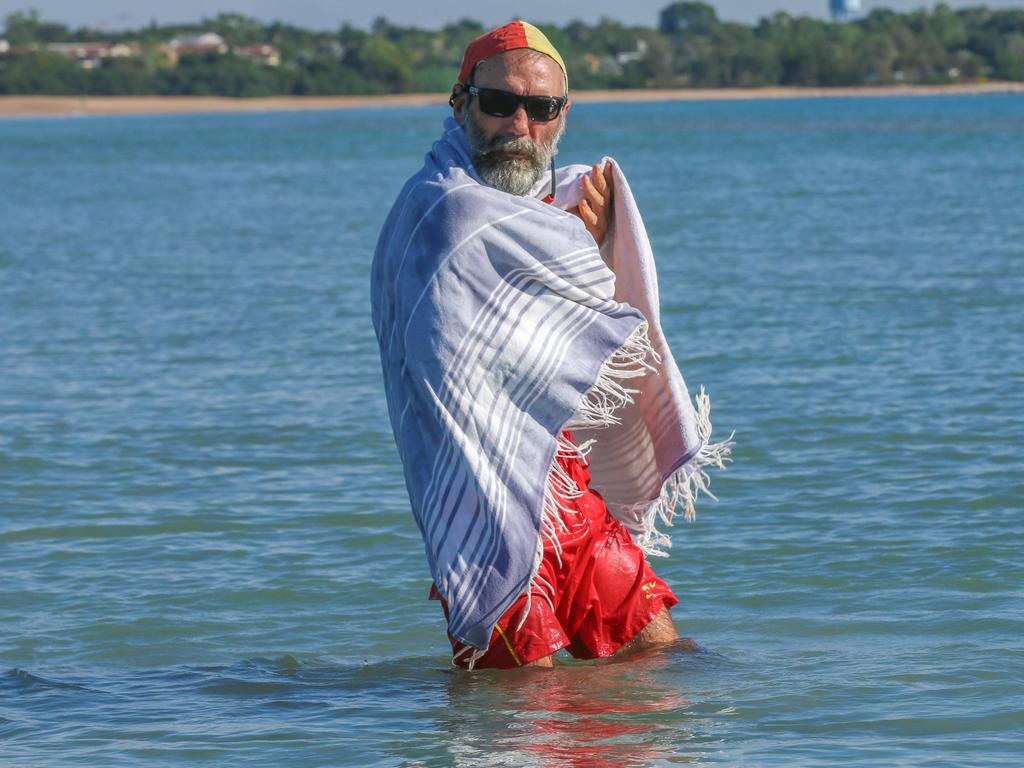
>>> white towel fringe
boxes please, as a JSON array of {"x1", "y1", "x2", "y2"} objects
[
  {"x1": 520, "y1": 324, "x2": 662, "y2": 632},
  {"x1": 565, "y1": 322, "x2": 659, "y2": 430},
  {"x1": 453, "y1": 642, "x2": 488, "y2": 670},
  {"x1": 536, "y1": 430, "x2": 596, "y2": 567},
  {"x1": 628, "y1": 387, "x2": 735, "y2": 557},
  {"x1": 516, "y1": 533, "x2": 545, "y2": 632},
  {"x1": 511, "y1": 334, "x2": 733, "y2": 660}
]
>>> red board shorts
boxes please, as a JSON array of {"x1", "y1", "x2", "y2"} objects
[{"x1": 430, "y1": 432, "x2": 678, "y2": 669}]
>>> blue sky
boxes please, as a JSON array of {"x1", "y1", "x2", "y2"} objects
[{"x1": 2, "y1": 0, "x2": 1020, "y2": 31}]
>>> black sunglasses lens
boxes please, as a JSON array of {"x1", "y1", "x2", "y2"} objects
[
  {"x1": 478, "y1": 90, "x2": 518, "y2": 117},
  {"x1": 526, "y1": 97, "x2": 560, "y2": 122}
]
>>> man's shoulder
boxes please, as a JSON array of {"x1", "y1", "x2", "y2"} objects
[
  {"x1": 377, "y1": 167, "x2": 474, "y2": 259},
  {"x1": 399, "y1": 165, "x2": 492, "y2": 210},
  {"x1": 389, "y1": 165, "x2": 517, "y2": 235}
]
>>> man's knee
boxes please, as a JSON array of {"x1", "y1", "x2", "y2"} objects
[
  {"x1": 615, "y1": 605, "x2": 679, "y2": 655},
  {"x1": 522, "y1": 654, "x2": 555, "y2": 668},
  {"x1": 641, "y1": 606, "x2": 680, "y2": 644}
]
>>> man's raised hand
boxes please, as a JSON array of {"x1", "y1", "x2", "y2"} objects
[{"x1": 575, "y1": 161, "x2": 615, "y2": 247}]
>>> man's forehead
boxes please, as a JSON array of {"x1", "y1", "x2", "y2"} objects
[{"x1": 472, "y1": 50, "x2": 565, "y2": 94}]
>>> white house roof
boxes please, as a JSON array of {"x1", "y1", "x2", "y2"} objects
[{"x1": 168, "y1": 32, "x2": 226, "y2": 49}]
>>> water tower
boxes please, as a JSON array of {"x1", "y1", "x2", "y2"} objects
[{"x1": 830, "y1": 0, "x2": 862, "y2": 21}]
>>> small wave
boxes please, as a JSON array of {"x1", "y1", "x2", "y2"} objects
[{"x1": 1, "y1": 668, "x2": 95, "y2": 693}]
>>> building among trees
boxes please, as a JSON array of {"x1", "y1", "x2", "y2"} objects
[{"x1": 830, "y1": 0, "x2": 864, "y2": 22}]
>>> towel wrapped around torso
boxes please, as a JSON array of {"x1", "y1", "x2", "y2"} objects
[{"x1": 371, "y1": 117, "x2": 730, "y2": 650}]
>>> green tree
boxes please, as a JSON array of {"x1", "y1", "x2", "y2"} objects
[
  {"x1": 90, "y1": 57, "x2": 151, "y2": 95},
  {"x1": 0, "y1": 49, "x2": 82, "y2": 94},
  {"x1": 156, "y1": 52, "x2": 279, "y2": 97},
  {"x1": 994, "y1": 33, "x2": 1024, "y2": 79},
  {"x1": 659, "y1": 2, "x2": 720, "y2": 37},
  {"x1": 2, "y1": 9, "x2": 71, "y2": 44},
  {"x1": 344, "y1": 35, "x2": 413, "y2": 92},
  {"x1": 203, "y1": 12, "x2": 266, "y2": 46}
]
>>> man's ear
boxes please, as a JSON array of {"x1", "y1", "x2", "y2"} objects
[{"x1": 449, "y1": 84, "x2": 467, "y2": 125}]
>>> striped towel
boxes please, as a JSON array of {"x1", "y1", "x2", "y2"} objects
[{"x1": 371, "y1": 118, "x2": 731, "y2": 651}]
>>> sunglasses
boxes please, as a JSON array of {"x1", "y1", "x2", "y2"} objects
[{"x1": 465, "y1": 86, "x2": 567, "y2": 123}]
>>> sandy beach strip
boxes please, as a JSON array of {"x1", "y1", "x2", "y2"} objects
[{"x1": 1, "y1": 83, "x2": 1022, "y2": 117}]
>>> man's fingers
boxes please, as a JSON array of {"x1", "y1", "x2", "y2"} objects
[
  {"x1": 592, "y1": 163, "x2": 608, "y2": 196},
  {"x1": 580, "y1": 199, "x2": 597, "y2": 226},
  {"x1": 602, "y1": 162, "x2": 614, "y2": 204},
  {"x1": 578, "y1": 199, "x2": 598, "y2": 227},
  {"x1": 582, "y1": 174, "x2": 605, "y2": 209}
]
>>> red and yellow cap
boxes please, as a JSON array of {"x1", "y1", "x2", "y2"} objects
[{"x1": 457, "y1": 20, "x2": 568, "y2": 91}]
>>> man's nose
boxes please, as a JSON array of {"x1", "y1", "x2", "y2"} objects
[{"x1": 508, "y1": 104, "x2": 531, "y2": 135}]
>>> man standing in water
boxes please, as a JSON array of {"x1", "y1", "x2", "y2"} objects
[{"x1": 371, "y1": 21, "x2": 729, "y2": 669}]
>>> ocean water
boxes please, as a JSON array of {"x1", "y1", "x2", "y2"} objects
[{"x1": 1, "y1": 95, "x2": 1022, "y2": 766}]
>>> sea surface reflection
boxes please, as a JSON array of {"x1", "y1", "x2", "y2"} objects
[{"x1": 437, "y1": 642, "x2": 718, "y2": 766}]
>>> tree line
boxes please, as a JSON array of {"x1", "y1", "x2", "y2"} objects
[{"x1": 2, "y1": 3, "x2": 1024, "y2": 97}]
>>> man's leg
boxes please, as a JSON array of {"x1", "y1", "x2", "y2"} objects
[
  {"x1": 612, "y1": 606, "x2": 676, "y2": 655},
  {"x1": 564, "y1": 514, "x2": 683, "y2": 660},
  {"x1": 630, "y1": 605, "x2": 679, "y2": 644},
  {"x1": 612, "y1": 607, "x2": 703, "y2": 656},
  {"x1": 523, "y1": 654, "x2": 555, "y2": 668}
]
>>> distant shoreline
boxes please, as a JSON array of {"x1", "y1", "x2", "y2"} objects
[{"x1": 2, "y1": 83, "x2": 1022, "y2": 117}]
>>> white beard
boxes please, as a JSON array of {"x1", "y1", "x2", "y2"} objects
[{"x1": 464, "y1": 110, "x2": 564, "y2": 196}]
